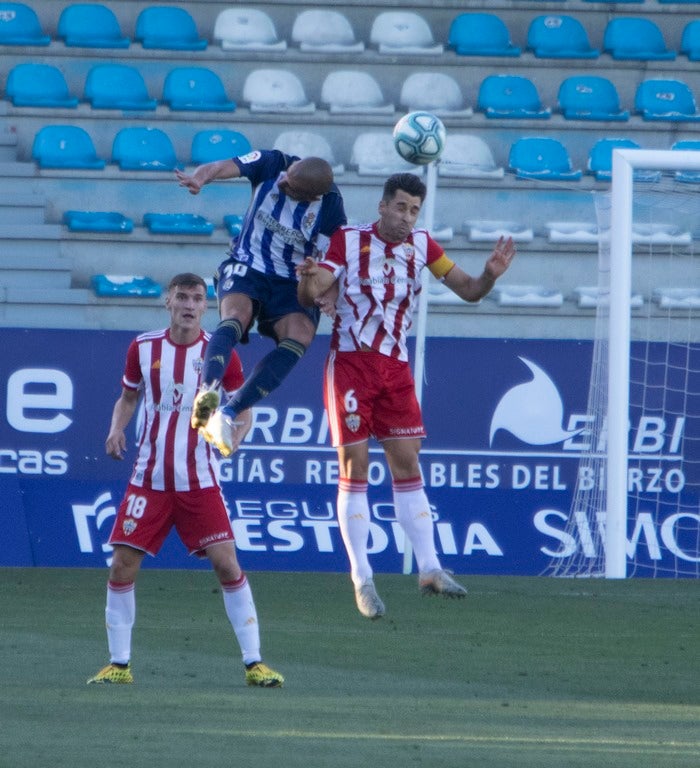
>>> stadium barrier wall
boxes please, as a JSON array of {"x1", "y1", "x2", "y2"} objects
[{"x1": 0, "y1": 328, "x2": 696, "y2": 575}]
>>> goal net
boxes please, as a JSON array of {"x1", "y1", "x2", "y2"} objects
[{"x1": 545, "y1": 149, "x2": 700, "y2": 578}]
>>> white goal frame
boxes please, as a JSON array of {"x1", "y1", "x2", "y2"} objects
[{"x1": 606, "y1": 148, "x2": 700, "y2": 577}]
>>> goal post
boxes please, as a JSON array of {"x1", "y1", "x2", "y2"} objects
[{"x1": 607, "y1": 149, "x2": 700, "y2": 578}]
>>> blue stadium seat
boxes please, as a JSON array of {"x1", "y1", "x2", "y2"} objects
[
  {"x1": 587, "y1": 137, "x2": 660, "y2": 183},
  {"x1": 370, "y1": 11, "x2": 443, "y2": 55},
  {"x1": 603, "y1": 18, "x2": 675, "y2": 61},
  {"x1": 671, "y1": 139, "x2": 700, "y2": 183},
  {"x1": 162, "y1": 67, "x2": 235, "y2": 112},
  {"x1": 634, "y1": 79, "x2": 700, "y2": 122},
  {"x1": 6, "y1": 63, "x2": 78, "y2": 108},
  {"x1": 191, "y1": 130, "x2": 251, "y2": 164},
  {"x1": 477, "y1": 75, "x2": 551, "y2": 119},
  {"x1": 242, "y1": 69, "x2": 315, "y2": 113},
  {"x1": 0, "y1": 2, "x2": 50, "y2": 45},
  {"x1": 213, "y1": 8, "x2": 286, "y2": 51},
  {"x1": 292, "y1": 9, "x2": 364, "y2": 53},
  {"x1": 84, "y1": 64, "x2": 157, "y2": 110},
  {"x1": 143, "y1": 213, "x2": 214, "y2": 235},
  {"x1": 63, "y1": 210, "x2": 133, "y2": 233},
  {"x1": 32, "y1": 125, "x2": 105, "y2": 169},
  {"x1": 558, "y1": 76, "x2": 629, "y2": 121},
  {"x1": 223, "y1": 214, "x2": 244, "y2": 237},
  {"x1": 527, "y1": 15, "x2": 599, "y2": 59},
  {"x1": 92, "y1": 274, "x2": 161, "y2": 297},
  {"x1": 57, "y1": 4, "x2": 130, "y2": 48},
  {"x1": 112, "y1": 127, "x2": 178, "y2": 171},
  {"x1": 135, "y1": 6, "x2": 206, "y2": 51},
  {"x1": 448, "y1": 13, "x2": 520, "y2": 57},
  {"x1": 680, "y1": 21, "x2": 700, "y2": 61},
  {"x1": 508, "y1": 137, "x2": 582, "y2": 181}
]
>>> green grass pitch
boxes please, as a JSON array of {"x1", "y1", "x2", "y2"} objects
[{"x1": 0, "y1": 568, "x2": 698, "y2": 768}]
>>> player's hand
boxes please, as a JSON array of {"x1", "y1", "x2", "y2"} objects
[
  {"x1": 175, "y1": 169, "x2": 202, "y2": 195},
  {"x1": 296, "y1": 256, "x2": 319, "y2": 278},
  {"x1": 485, "y1": 236, "x2": 516, "y2": 279},
  {"x1": 316, "y1": 282, "x2": 338, "y2": 318},
  {"x1": 105, "y1": 431, "x2": 127, "y2": 460}
]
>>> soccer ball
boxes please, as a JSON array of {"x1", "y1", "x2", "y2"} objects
[{"x1": 392, "y1": 111, "x2": 446, "y2": 166}]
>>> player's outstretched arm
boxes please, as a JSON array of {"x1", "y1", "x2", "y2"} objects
[
  {"x1": 443, "y1": 236, "x2": 515, "y2": 303},
  {"x1": 175, "y1": 159, "x2": 241, "y2": 195}
]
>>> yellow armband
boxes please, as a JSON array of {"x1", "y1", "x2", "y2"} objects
[{"x1": 429, "y1": 254, "x2": 455, "y2": 282}]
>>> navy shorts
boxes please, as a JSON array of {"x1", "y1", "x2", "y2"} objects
[{"x1": 215, "y1": 258, "x2": 320, "y2": 341}]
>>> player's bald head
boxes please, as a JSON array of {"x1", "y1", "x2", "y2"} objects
[{"x1": 281, "y1": 156, "x2": 334, "y2": 201}]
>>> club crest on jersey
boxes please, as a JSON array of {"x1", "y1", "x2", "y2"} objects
[
  {"x1": 345, "y1": 414, "x2": 361, "y2": 432},
  {"x1": 237, "y1": 150, "x2": 261, "y2": 165},
  {"x1": 382, "y1": 257, "x2": 396, "y2": 276},
  {"x1": 192, "y1": 357, "x2": 204, "y2": 375},
  {"x1": 122, "y1": 519, "x2": 137, "y2": 536},
  {"x1": 303, "y1": 211, "x2": 316, "y2": 230}
]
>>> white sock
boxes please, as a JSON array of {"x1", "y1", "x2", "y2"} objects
[
  {"x1": 393, "y1": 478, "x2": 442, "y2": 574},
  {"x1": 106, "y1": 580, "x2": 135, "y2": 665},
  {"x1": 337, "y1": 478, "x2": 373, "y2": 588},
  {"x1": 221, "y1": 574, "x2": 261, "y2": 666}
]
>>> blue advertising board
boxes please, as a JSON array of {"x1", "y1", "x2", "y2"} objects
[{"x1": 0, "y1": 328, "x2": 697, "y2": 575}]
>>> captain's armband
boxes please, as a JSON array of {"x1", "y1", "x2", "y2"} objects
[{"x1": 429, "y1": 254, "x2": 456, "y2": 282}]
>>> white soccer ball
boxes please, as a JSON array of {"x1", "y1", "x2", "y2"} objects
[{"x1": 392, "y1": 111, "x2": 446, "y2": 166}]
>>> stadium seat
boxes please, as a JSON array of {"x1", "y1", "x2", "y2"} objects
[
  {"x1": 223, "y1": 214, "x2": 244, "y2": 237},
  {"x1": 213, "y1": 8, "x2": 286, "y2": 51},
  {"x1": 586, "y1": 137, "x2": 660, "y2": 183},
  {"x1": 273, "y1": 130, "x2": 344, "y2": 174},
  {"x1": 84, "y1": 63, "x2": 157, "y2": 110},
  {"x1": 634, "y1": 79, "x2": 700, "y2": 122},
  {"x1": 370, "y1": 11, "x2": 443, "y2": 55},
  {"x1": 291, "y1": 9, "x2": 364, "y2": 53},
  {"x1": 437, "y1": 134, "x2": 504, "y2": 179},
  {"x1": 0, "y1": 2, "x2": 50, "y2": 45},
  {"x1": 573, "y1": 287, "x2": 644, "y2": 310},
  {"x1": 350, "y1": 132, "x2": 421, "y2": 176},
  {"x1": 32, "y1": 125, "x2": 105, "y2": 169},
  {"x1": 447, "y1": 13, "x2": 520, "y2": 57},
  {"x1": 465, "y1": 220, "x2": 533, "y2": 242},
  {"x1": 652, "y1": 288, "x2": 700, "y2": 309},
  {"x1": 320, "y1": 71, "x2": 393, "y2": 114},
  {"x1": 143, "y1": 213, "x2": 214, "y2": 235},
  {"x1": 557, "y1": 76, "x2": 629, "y2": 122},
  {"x1": 191, "y1": 130, "x2": 251, "y2": 164},
  {"x1": 671, "y1": 139, "x2": 700, "y2": 183},
  {"x1": 492, "y1": 285, "x2": 564, "y2": 308},
  {"x1": 603, "y1": 18, "x2": 675, "y2": 61},
  {"x1": 242, "y1": 69, "x2": 315, "y2": 113},
  {"x1": 134, "y1": 6, "x2": 206, "y2": 51},
  {"x1": 680, "y1": 21, "x2": 700, "y2": 61},
  {"x1": 63, "y1": 210, "x2": 133, "y2": 233},
  {"x1": 57, "y1": 4, "x2": 130, "y2": 48},
  {"x1": 399, "y1": 72, "x2": 472, "y2": 117},
  {"x1": 91, "y1": 274, "x2": 161, "y2": 297},
  {"x1": 162, "y1": 67, "x2": 235, "y2": 112},
  {"x1": 547, "y1": 223, "x2": 601, "y2": 245},
  {"x1": 527, "y1": 15, "x2": 599, "y2": 59},
  {"x1": 508, "y1": 137, "x2": 582, "y2": 181},
  {"x1": 6, "y1": 63, "x2": 79, "y2": 108},
  {"x1": 111, "y1": 127, "x2": 178, "y2": 171},
  {"x1": 477, "y1": 75, "x2": 551, "y2": 119}
]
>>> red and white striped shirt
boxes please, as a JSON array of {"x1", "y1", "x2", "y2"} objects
[
  {"x1": 318, "y1": 223, "x2": 444, "y2": 361},
  {"x1": 122, "y1": 329, "x2": 243, "y2": 492}
]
